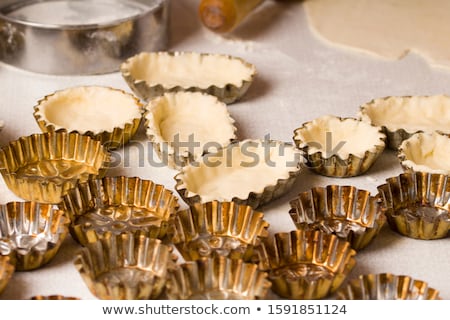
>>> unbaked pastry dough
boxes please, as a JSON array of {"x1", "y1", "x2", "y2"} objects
[{"x1": 304, "y1": 0, "x2": 450, "y2": 68}]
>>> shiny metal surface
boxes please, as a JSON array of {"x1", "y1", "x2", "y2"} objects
[{"x1": 0, "y1": 0, "x2": 169, "y2": 75}]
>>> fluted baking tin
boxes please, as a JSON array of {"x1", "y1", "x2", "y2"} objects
[
  {"x1": 0, "y1": 201, "x2": 69, "y2": 271},
  {"x1": 289, "y1": 185, "x2": 386, "y2": 250},
  {"x1": 0, "y1": 0, "x2": 169, "y2": 75},
  {"x1": 336, "y1": 273, "x2": 441, "y2": 300},
  {"x1": 168, "y1": 201, "x2": 269, "y2": 261},
  {"x1": 62, "y1": 176, "x2": 179, "y2": 246}
]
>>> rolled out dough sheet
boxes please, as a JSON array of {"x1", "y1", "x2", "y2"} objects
[{"x1": 304, "y1": 0, "x2": 450, "y2": 69}]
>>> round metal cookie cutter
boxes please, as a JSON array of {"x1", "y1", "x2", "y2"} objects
[{"x1": 0, "y1": 0, "x2": 169, "y2": 75}]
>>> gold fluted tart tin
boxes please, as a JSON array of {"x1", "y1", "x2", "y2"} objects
[
  {"x1": 0, "y1": 255, "x2": 14, "y2": 294},
  {"x1": 260, "y1": 230, "x2": 356, "y2": 300},
  {"x1": 31, "y1": 295, "x2": 80, "y2": 300},
  {"x1": 358, "y1": 95, "x2": 450, "y2": 150},
  {"x1": 33, "y1": 86, "x2": 144, "y2": 150},
  {"x1": 61, "y1": 176, "x2": 179, "y2": 246},
  {"x1": 120, "y1": 51, "x2": 257, "y2": 104},
  {"x1": 377, "y1": 171, "x2": 450, "y2": 240},
  {"x1": 174, "y1": 139, "x2": 302, "y2": 209},
  {"x1": 293, "y1": 115, "x2": 386, "y2": 178},
  {"x1": 289, "y1": 185, "x2": 386, "y2": 250},
  {"x1": 398, "y1": 132, "x2": 450, "y2": 174},
  {"x1": 74, "y1": 232, "x2": 174, "y2": 300},
  {"x1": 165, "y1": 256, "x2": 271, "y2": 300},
  {"x1": 0, "y1": 130, "x2": 110, "y2": 204},
  {"x1": 0, "y1": 201, "x2": 69, "y2": 271},
  {"x1": 335, "y1": 273, "x2": 441, "y2": 300},
  {"x1": 144, "y1": 91, "x2": 237, "y2": 169},
  {"x1": 168, "y1": 201, "x2": 269, "y2": 261}
]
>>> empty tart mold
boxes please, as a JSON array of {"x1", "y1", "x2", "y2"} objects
[
  {"x1": 359, "y1": 95, "x2": 450, "y2": 150},
  {"x1": 398, "y1": 132, "x2": 450, "y2": 174},
  {"x1": 61, "y1": 176, "x2": 179, "y2": 246},
  {"x1": 377, "y1": 171, "x2": 450, "y2": 240},
  {"x1": 293, "y1": 115, "x2": 386, "y2": 178},
  {"x1": 168, "y1": 201, "x2": 269, "y2": 261},
  {"x1": 145, "y1": 91, "x2": 237, "y2": 169},
  {"x1": 0, "y1": 256, "x2": 14, "y2": 295},
  {"x1": 165, "y1": 256, "x2": 271, "y2": 300},
  {"x1": 33, "y1": 86, "x2": 144, "y2": 150},
  {"x1": 74, "y1": 233, "x2": 173, "y2": 300},
  {"x1": 120, "y1": 51, "x2": 256, "y2": 104},
  {"x1": 289, "y1": 185, "x2": 386, "y2": 250},
  {"x1": 174, "y1": 139, "x2": 301, "y2": 209},
  {"x1": 261, "y1": 230, "x2": 356, "y2": 300},
  {"x1": 0, "y1": 131, "x2": 110, "y2": 204},
  {"x1": 336, "y1": 273, "x2": 441, "y2": 300},
  {"x1": 0, "y1": 202, "x2": 69, "y2": 271}
]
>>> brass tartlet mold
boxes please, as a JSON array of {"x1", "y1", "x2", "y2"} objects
[
  {"x1": 74, "y1": 232, "x2": 173, "y2": 300},
  {"x1": 293, "y1": 116, "x2": 386, "y2": 178},
  {"x1": 165, "y1": 256, "x2": 271, "y2": 300},
  {"x1": 120, "y1": 51, "x2": 256, "y2": 104},
  {"x1": 377, "y1": 171, "x2": 450, "y2": 240},
  {"x1": 335, "y1": 273, "x2": 441, "y2": 300},
  {"x1": 398, "y1": 132, "x2": 450, "y2": 174},
  {"x1": 174, "y1": 139, "x2": 302, "y2": 209},
  {"x1": 261, "y1": 230, "x2": 356, "y2": 300},
  {"x1": 359, "y1": 95, "x2": 450, "y2": 150},
  {"x1": 289, "y1": 185, "x2": 386, "y2": 250},
  {"x1": 144, "y1": 91, "x2": 237, "y2": 169},
  {"x1": 33, "y1": 86, "x2": 144, "y2": 150},
  {"x1": 0, "y1": 202, "x2": 69, "y2": 271},
  {"x1": 0, "y1": 255, "x2": 14, "y2": 294},
  {"x1": 168, "y1": 201, "x2": 269, "y2": 261},
  {"x1": 0, "y1": 130, "x2": 110, "y2": 204},
  {"x1": 61, "y1": 176, "x2": 179, "y2": 246}
]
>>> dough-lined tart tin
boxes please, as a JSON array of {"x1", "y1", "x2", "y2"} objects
[
  {"x1": 260, "y1": 230, "x2": 356, "y2": 300},
  {"x1": 33, "y1": 86, "x2": 144, "y2": 150},
  {"x1": 0, "y1": 201, "x2": 69, "y2": 271},
  {"x1": 145, "y1": 91, "x2": 237, "y2": 169},
  {"x1": 74, "y1": 232, "x2": 174, "y2": 300},
  {"x1": 0, "y1": 256, "x2": 14, "y2": 295},
  {"x1": 61, "y1": 176, "x2": 179, "y2": 246},
  {"x1": 336, "y1": 273, "x2": 441, "y2": 300},
  {"x1": 293, "y1": 115, "x2": 386, "y2": 178},
  {"x1": 165, "y1": 256, "x2": 271, "y2": 300},
  {"x1": 168, "y1": 201, "x2": 269, "y2": 261},
  {"x1": 121, "y1": 51, "x2": 257, "y2": 104},
  {"x1": 289, "y1": 185, "x2": 386, "y2": 250},
  {"x1": 0, "y1": 130, "x2": 110, "y2": 204},
  {"x1": 398, "y1": 132, "x2": 450, "y2": 174},
  {"x1": 377, "y1": 171, "x2": 450, "y2": 240},
  {"x1": 174, "y1": 139, "x2": 302, "y2": 209},
  {"x1": 359, "y1": 95, "x2": 450, "y2": 150}
]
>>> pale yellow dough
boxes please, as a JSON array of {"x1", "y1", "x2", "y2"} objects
[{"x1": 304, "y1": 0, "x2": 450, "y2": 68}]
